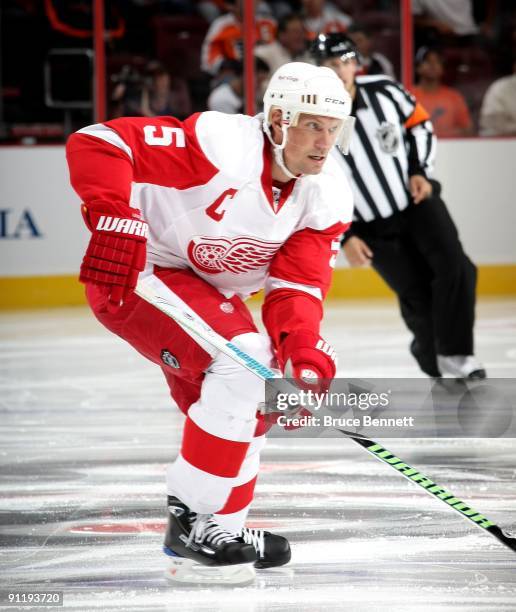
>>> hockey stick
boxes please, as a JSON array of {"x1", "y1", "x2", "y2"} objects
[
  {"x1": 135, "y1": 275, "x2": 283, "y2": 382},
  {"x1": 134, "y1": 276, "x2": 516, "y2": 554},
  {"x1": 337, "y1": 430, "x2": 516, "y2": 552}
]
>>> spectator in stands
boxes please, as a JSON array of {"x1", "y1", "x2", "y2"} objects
[
  {"x1": 111, "y1": 62, "x2": 192, "y2": 120},
  {"x1": 412, "y1": 47, "x2": 474, "y2": 137},
  {"x1": 198, "y1": 0, "x2": 292, "y2": 23},
  {"x1": 268, "y1": 0, "x2": 296, "y2": 21},
  {"x1": 207, "y1": 58, "x2": 270, "y2": 114},
  {"x1": 200, "y1": 0, "x2": 276, "y2": 76},
  {"x1": 140, "y1": 61, "x2": 192, "y2": 119},
  {"x1": 479, "y1": 58, "x2": 516, "y2": 136},
  {"x1": 197, "y1": 0, "x2": 226, "y2": 23},
  {"x1": 412, "y1": 0, "x2": 497, "y2": 46},
  {"x1": 347, "y1": 23, "x2": 396, "y2": 78},
  {"x1": 254, "y1": 14, "x2": 312, "y2": 75},
  {"x1": 302, "y1": 0, "x2": 352, "y2": 41},
  {"x1": 110, "y1": 65, "x2": 145, "y2": 118}
]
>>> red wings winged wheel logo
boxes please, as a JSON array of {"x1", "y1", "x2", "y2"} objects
[{"x1": 187, "y1": 236, "x2": 283, "y2": 274}]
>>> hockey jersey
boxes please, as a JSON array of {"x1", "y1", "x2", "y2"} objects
[
  {"x1": 200, "y1": 12, "x2": 276, "y2": 75},
  {"x1": 66, "y1": 112, "x2": 353, "y2": 346}
]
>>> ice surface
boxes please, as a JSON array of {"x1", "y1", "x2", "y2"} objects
[{"x1": 1, "y1": 300, "x2": 515, "y2": 611}]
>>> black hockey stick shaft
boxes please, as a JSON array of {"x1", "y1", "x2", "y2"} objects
[{"x1": 339, "y1": 429, "x2": 516, "y2": 553}]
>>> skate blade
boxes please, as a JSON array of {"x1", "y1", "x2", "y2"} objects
[{"x1": 165, "y1": 556, "x2": 256, "y2": 586}]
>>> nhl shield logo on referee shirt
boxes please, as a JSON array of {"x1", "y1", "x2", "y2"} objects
[
  {"x1": 161, "y1": 349, "x2": 180, "y2": 369},
  {"x1": 376, "y1": 122, "x2": 399, "y2": 154}
]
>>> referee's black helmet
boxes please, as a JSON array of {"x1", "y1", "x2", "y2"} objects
[{"x1": 310, "y1": 33, "x2": 359, "y2": 66}]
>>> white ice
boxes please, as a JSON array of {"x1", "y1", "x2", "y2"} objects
[{"x1": 1, "y1": 298, "x2": 515, "y2": 611}]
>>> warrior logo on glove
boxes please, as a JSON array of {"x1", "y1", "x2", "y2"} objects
[
  {"x1": 79, "y1": 202, "x2": 148, "y2": 312},
  {"x1": 95, "y1": 215, "x2": 149, "y2": 238}
]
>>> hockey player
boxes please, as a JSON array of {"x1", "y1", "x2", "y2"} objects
[
  {"x1": 66, "y1": 62, "x2": 354, "y2": 584},
  {"x1": 310, "y1": 34, "x2": 486, "y2": 380}
]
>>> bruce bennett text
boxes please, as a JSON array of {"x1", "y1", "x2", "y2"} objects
[{"x1": 276, "y1": 415, "x2": 416, "y2": 428}]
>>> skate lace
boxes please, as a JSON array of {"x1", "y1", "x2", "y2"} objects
[
  {"x1": 240, "y1": 527, "x2": 265, "y2": 558},
  {"x1": 186, "y1": 513, "x2": 239, "y2": 549}
]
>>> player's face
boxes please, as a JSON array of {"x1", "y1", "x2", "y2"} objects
[
  {"x1": 322, "y1": 57, "x2": 357, "y2": 92},
  {"x1": 284, "y1": 114, "x2": 342, "y2": 175}
]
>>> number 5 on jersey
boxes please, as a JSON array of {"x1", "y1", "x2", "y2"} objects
[{"x1": 144, "y1": 126, "x2": 185, "y2": 147}]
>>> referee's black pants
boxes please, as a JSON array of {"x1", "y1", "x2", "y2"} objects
[{"x1": 351, "y1": 188, "x2": 477, "y2": 377}]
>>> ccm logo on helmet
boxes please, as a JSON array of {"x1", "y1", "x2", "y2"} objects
[
  {"x1": 96, "y1": 215, "x2": 149, "y2": 237},
  {"x1": 325, "y1": 97, "x2": 346, "y2": 104}
]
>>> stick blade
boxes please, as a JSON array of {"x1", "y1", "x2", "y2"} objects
[
  {"x1": 336, "y1": 428, "x2": 372, "y2": 444},
  {"x1": 487, "y1": 525, "x2": 516, "y2": 553}
]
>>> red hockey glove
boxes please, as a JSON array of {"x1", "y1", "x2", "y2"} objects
[
  {"x1": 80, "y1": 202, "x2": 148, "y2": 312},
  {"x1": 278, "y1": 331, "x2": 337, "y2": 393}
]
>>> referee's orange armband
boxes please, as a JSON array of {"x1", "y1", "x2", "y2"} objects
[{"x1": 405, "y1": 102, "x2": 430, "y2": 129}]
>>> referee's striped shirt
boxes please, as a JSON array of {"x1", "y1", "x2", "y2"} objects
[{"x1": 332, "y1": 74, "x2": 436, "y2": 227}]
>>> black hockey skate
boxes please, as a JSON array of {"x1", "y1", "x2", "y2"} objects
[
  {"x1": 163, "y1": 496, "x2": 257, "y2": 585},
  {"x1": 240, "y1": 527, "x2": 291, "y2": 569}
]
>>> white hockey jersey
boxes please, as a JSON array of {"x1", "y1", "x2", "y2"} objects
[{"x1": 67, "y1": 112, "x2": 353, "y2": 303}]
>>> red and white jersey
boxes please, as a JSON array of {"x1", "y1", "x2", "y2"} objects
[{"x1": 66, "y1": 112, "x2": 353, "y2": 346}]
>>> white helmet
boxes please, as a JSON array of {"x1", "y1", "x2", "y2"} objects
[{"x1": 262, "y1": 62, "x2": 355, "y2": 178}]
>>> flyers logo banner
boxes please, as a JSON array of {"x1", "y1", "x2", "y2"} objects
[{"x1": 187, "y1": 236, "x2": 282, "y2": 274}]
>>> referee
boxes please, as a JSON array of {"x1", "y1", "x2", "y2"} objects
[{"x1": 310, "y1": 33, "x2": 485, "y2": 379}]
